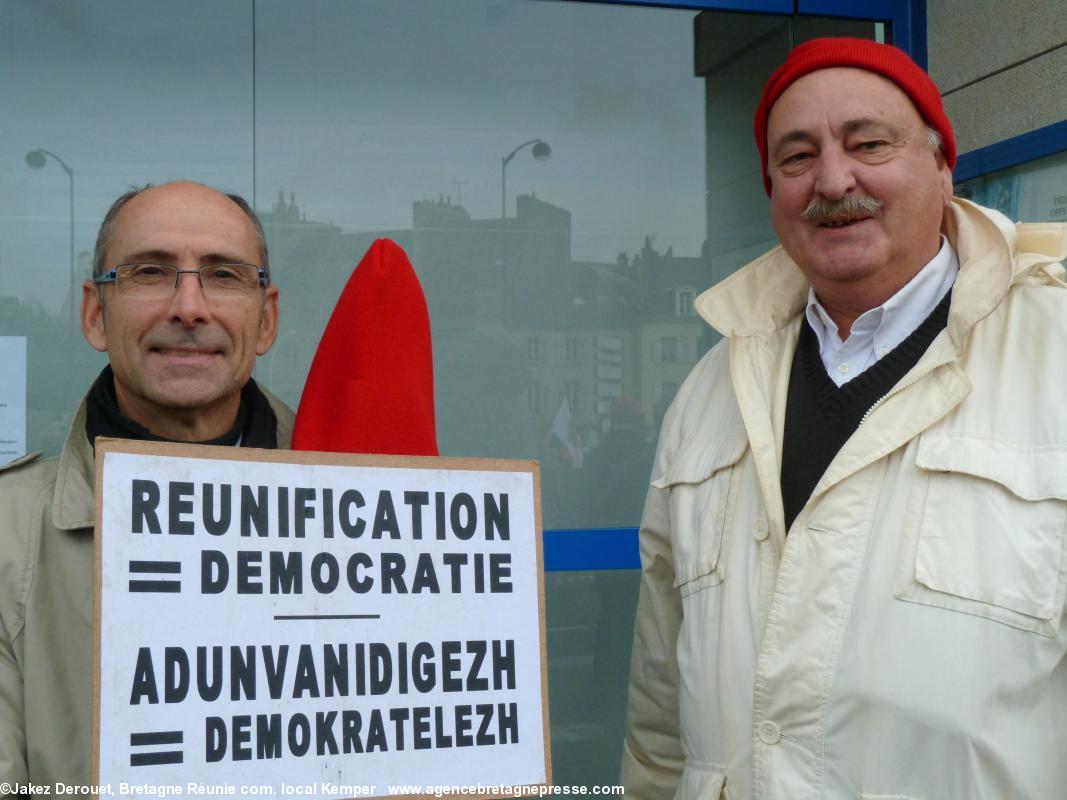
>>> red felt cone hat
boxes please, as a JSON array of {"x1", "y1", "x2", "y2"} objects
[{"x1": 292, "y1": 238, "x2": 439, "y2": 456}]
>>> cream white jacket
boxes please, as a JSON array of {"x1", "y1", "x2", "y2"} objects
[{"x1": 621, "y1": 199, "x2": 1067, "y2": 800}]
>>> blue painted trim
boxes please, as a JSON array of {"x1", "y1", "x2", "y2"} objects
[
  {"x1": 582, "y1": 0, "x2": 928, "y2": 65},
  {"x1": 569, "y1": 0, "x2": 793, "y2": 11},
  {"x1": 954, "y1": 119, "x2": 1067, "y2": 183},
  {"x1": 796, "y1": 0, "x2": 892, "y2": 19},
  {"x1": 543, "y1": 527, "x2": 640, "y2": 572},
  {"x1": 795, "y1": 0, "x2": 926, "y2": 65},
  {"x1": 899, "y1": 0, "x2": 927, "y2": 68}
]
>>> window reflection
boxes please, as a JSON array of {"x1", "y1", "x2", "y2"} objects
[
  {"x1": 256, "y1": 186, "x2": 707, "y2": 530},
  {"x1": 254, "y1": 1, "x2": 708, "y2": 532},
  {"x1": 956, "y1": 149, "x2": 1067, "y2": 223},
  {"x1": 4, "y1": 0, "x2": 895, "y2": 787},
  {"x1": 0, "y1": 0, "x2": 253, "y2": 457}
]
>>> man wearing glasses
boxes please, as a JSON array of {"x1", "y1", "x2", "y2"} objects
[{"x1": 0, "y1": 181, "x2": 292, "y2": 784}]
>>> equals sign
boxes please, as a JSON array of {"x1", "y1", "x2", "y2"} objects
[
  {"x1": 129, "y1": 560, "x2": 181, "y2": 593},
  {"x1": 130, "y1": 730, "x2": 184, "y2": 766}
]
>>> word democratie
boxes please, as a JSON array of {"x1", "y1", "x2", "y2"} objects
[{"x1": 127, "y1": 479, "x2": 515, "y2": 595}]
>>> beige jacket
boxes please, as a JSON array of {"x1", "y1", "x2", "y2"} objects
[
  {"x1": 0, "y1": 388, "x2": 293, "y2": 787},
  {"x1": 621, "y1": 199, "x2": 1067, "y2": 800}
]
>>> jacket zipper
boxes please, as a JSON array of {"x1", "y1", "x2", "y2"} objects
[{"x1": 859, "y1": 359, "x2": 949, "y2": 425}]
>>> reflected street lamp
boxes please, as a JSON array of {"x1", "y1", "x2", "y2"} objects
[
  {"x1": 26, "y1": 148, "x2": 75, "y2": 324},
  {"x1": 501, "y1": 138, "x2": 551, "y2": 219}
]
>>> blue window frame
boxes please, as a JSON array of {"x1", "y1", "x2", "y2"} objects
[
  {"x1": 573, "y1": 0, "x2": 794, "y2": 12},
  {"x1": 544, "y1": 528, "x2": 641, "y2": 571},
  {"x1": 954, "y1": 120, "x2": 1067, "y2": 184}
]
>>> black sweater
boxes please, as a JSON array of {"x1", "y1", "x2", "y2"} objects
[{"x1": 780, "y1": 290, "x2": 951, "y2": 532}]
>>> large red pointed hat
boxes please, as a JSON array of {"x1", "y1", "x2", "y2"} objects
[{"x1": 292, "y1": 238, "x2": 438, "y2": 456}]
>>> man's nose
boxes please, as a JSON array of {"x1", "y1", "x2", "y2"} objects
[
  {"x1": 813, "y1": 147, "x2": 857, "y2": 200},
  {"x1": 166, "y1": 268, "x2": 213, "y2": 324}
]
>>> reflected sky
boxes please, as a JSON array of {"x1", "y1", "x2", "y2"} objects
[{"x1": 0, "y1": 0, "x2": 704, "y2": 310}]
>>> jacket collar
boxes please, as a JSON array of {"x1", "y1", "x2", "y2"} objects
[
  {"x1": 52, "y1": 395, "x2": 96, "y2": 531},
  {"x1": 50, "y1": 384, "x2": 296, "y2": 532},
  {"x1": 695, "y1": 197, "x2": 1067, "y2": 348}
]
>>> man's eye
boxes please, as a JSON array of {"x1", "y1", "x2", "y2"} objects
[
  {"x1": 129, "y1": 265, "x2": 169, "y2": 278},
  {"x1": 782, "y1": 152, "x2": 811, "y2": 164},
  {"x1": 857, "y1": 140, "x2": 887, "y2": 151}
]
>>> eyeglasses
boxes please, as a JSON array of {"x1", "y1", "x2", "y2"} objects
[{"x1": 93, "y1": 263, "x2": 268, "y2": 300}]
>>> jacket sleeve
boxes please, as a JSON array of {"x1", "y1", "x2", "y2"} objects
[
  {"x1": 0, "y1": 602, "x2": 27, "y2": 785},
  {"x1": 0, "y1": 461, "x2": 35, "y2": 786},
  {"x1": 620, "y1": 441, "x2": 684, "y2": 798}
]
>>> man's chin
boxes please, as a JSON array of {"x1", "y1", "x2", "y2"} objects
[
  {"x1": 804, "y1": 246, "x2": 888, "y2": 284},
  {"x1": 143, "y1": 379, "x2": 234, "y2": 413}
]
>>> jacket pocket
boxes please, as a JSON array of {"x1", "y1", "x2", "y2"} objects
[
  {"x1": 652, "y1": 431, "x2": 747, "y2": 597},
  {"x1": 895, "y1": 435, "x2": 1067, "y2": 636},
  {"x1": 673, "y1": 762, "x2": 727, "y2": 800}
]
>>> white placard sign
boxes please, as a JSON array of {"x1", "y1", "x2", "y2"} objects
[
  {"x1": 0, "y1": 336, "x2": 27, "y2": 462},
  {"x1": 93, "y1": 439, "x2": 549, "y2": 797}
]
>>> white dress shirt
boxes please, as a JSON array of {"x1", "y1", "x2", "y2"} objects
[{"x1": 805, "y1": 237, "x2": 959, "y2": 387}]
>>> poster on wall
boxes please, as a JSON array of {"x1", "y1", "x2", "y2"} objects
[
  {"x1": 0, "y1": 336, "x2": 27, "y2": 462},
  {"x1": 93, "y1": 438, "x2": 549, "y2": 797}
]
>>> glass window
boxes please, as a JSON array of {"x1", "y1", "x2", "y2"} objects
[
  {"x1": 659, "y1": 336, "x2": 679, "y2": 363},
  {"x1": 528, "y1": 337, "x2": 545, "y2": 363},
  {"x1": 0, "y1": 0, "x2": 254, "y2": 457},
  {"x1": 4, "y1": 1, "x2": 886, "y2": 786},
  {"x1": 955, "y1": 150, "x2": 1067, "y2": 223},
  {"x1": 563, "y1": 336, "x2": 582, "y2": 363},
  {"x1": 675, "y1": 287, "x2": 696, "y2": 317},
  {"x1": 565, "y1": 380, "x2": 583, "y2": 415},
  {"x1": 251, "y1": 0, "x2": 707, "y2": 534},
  {"x1": 525, "y1": 381, "x2": 544, "y2": 414}
]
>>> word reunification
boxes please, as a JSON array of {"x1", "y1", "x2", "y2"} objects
[{"x1": 129, "y1": 480, "x2": 512, "y2": 542}]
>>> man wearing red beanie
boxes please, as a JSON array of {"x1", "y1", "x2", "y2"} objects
[{"x1": 624, "y1": 37, "x2": 1067, "y2": 799}]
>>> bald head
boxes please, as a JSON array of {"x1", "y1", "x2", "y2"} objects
[{"x1": 93, "y1": 181, "x2": 269, "y2": 282}]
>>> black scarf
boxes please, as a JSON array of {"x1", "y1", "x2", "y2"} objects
[{"x1": 85, "y1": 365, "x2": 278, "y2": 450}]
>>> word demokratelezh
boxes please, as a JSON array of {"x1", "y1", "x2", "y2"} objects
[
  {"x1": 128, "y1": 640, "x2": 520, "y2": 762},
  {"x1": 126, "y1": 479, "x2": 516, "y2": 595}
]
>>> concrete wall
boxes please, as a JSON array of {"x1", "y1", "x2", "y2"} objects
[{"x1": 928, "y1": 0, "x2": 1067, "y2": 153}]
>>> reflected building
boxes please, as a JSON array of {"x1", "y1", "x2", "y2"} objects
[
  {"x1": 627, "y1": 236, "x2": 717, "y2": 427},
  {"x1": 257, "y1": 189, "x2": 711, "y2": 481}
]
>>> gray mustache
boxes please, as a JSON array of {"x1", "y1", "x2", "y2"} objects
[{"x1": 803, "y1": 196, "x2": 883, "y2": 223}]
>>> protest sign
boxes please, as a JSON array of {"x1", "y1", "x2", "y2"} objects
[{"x1": 92, "y1": 439, "x2": 549, "y2": 797}]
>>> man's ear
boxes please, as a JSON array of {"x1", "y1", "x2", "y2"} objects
[
  {"x1": 936, "y1": 151, "x2": 954, "y2": 207},
  {"x1": 82, "y1": 282, "x2": 108, "y2": 352},
  {"x1": 256, "y1": 284, "x2": 279, "y2": 356}
]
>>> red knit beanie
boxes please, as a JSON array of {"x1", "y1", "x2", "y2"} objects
[
  {"x1": 754, "y1": 37, "x2": 955, "y2": 196},
  {"x1": 292, "y1": 238, "x2": 439, "y2": 456}
]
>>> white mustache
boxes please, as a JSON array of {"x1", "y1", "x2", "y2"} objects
[{"x1": 803, "y1": 196, "x2": 883, "y2": 224}]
